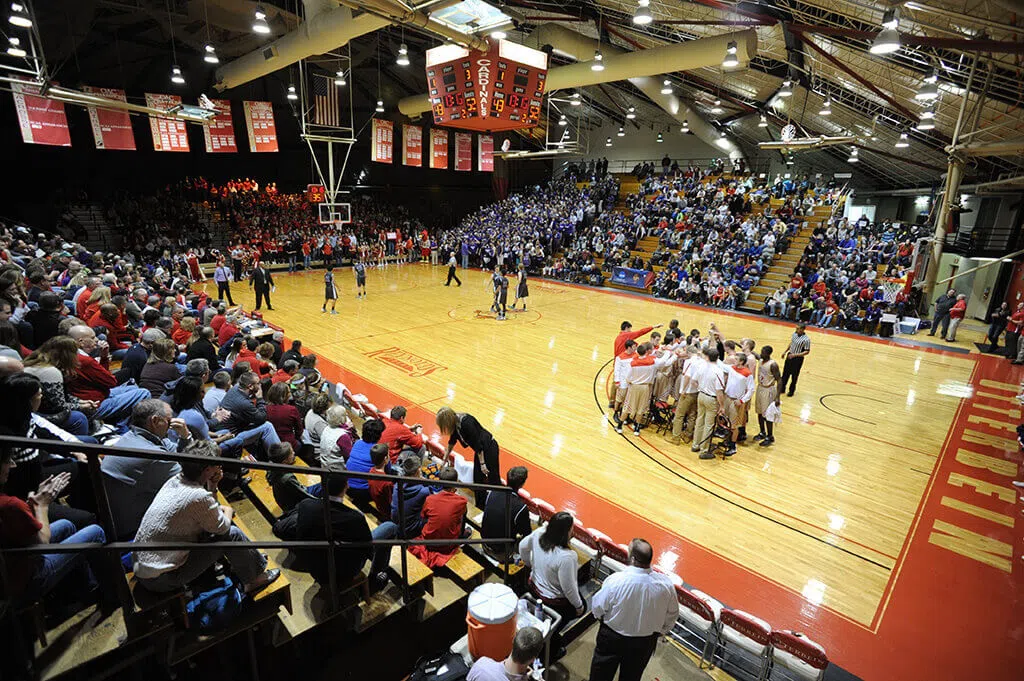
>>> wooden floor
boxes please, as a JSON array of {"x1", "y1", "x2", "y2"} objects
[{"x1": 198, "y1": 264, "x2": 1014, "y2": 681}]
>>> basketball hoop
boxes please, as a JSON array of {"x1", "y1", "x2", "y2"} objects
[{"x1": 879, "y1": 277, "x2": 907, "y2": 304}]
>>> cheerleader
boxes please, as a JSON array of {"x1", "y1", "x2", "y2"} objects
[
  {"x1": 322, "y1": 266, "x2": 338, "y2": 314},
  {"x1": 510, "y1": 264, "x2": 529, "y2": 311}
]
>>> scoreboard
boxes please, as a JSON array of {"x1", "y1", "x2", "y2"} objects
[{"x1": 426, "y1": 39, "x2": 548, "y2": 132}]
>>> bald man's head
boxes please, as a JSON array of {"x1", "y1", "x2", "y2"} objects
[{"x1": 628, "y1": 539, "x2": 653, "y2": 568}]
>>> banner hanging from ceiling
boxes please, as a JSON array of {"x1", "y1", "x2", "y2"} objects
[
  {"x1": 82, "y1": 86, "x2": 135, "y2": 150},
  {"x1": 478, "y1": 134, "x2": 494, "y2": 172},
  {"x1": 144, "y1": 93, "x2": 190, "y2": 152},
  {"x1": 11, "y1": 80, "x2": 71, "y2": 147},
  {"x1": 455, "y1": 132, "x2": 472, "y2": 172},
  {"x1": 243, "y1": 100, "x2": 277, "y2": 152},
  {"x1": 402, "y1": 124, "x2": 422, "y2": 167},
  {"x1": 371, "y1": 118, "x2": 394, "y2": 163},
  {"x1": 430, "y1": 128, "x2": 448, "y2": 169},
  {"x1": 203, "y1": 98, "x2": 237, "y2": 153}
]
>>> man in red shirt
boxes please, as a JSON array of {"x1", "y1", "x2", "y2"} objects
[
  {"x1": 380, "y1": 405, "x2": 424, "y2": 463},
  {"x1": 217, "y1": 314, "x2": 241, "y2": 345},
  {"x1": 945, "y1": 294, "x2": 968, "y2": 343},
  {"x1": 1006, "y1": 302, "x2": 1024, "y2": 362},
  {"x1": 613, "y1": 320, "x2": 662, "y2": 358},
  {"x1": 66, "y1": 326, "x2": 150, "y2": 424},
  {"x1": 408, "y1": 467, "x2": 467, "y2": 568},
  {"x1": 236, "y1": 338, "x2": 268, "y2": 375},
  {"x1": 367, "y1": 444, "x2": 394, "y2": 520},
  {"x1": 271, "y1": 360, "x2": 300, "y2": 385}
]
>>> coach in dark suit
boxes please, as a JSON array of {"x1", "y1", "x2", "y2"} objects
[{"x1": 249, "y1": 264, "x2": 274, "y2": 311}]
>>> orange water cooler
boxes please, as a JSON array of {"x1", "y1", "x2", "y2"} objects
[{"x1": 466, "y1": 583, "x2": 519, "y2": 661}]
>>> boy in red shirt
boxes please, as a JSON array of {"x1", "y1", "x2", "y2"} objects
[
  {"x1": 367, "y1": 444, "x2": 394, "y2": 520},
  {"x1": 408, "y1": 467, "x2": 467, "y2": 568}
]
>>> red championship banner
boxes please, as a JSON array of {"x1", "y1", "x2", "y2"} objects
[
  {"x1": 144, "y1": 93, "x2": 190, "y2": 152},
  {"x1": 83, "y1": 86, "x2": 135, "y2": 150},
  {"x1": 402, "y1": 124, "x2": 422, "y2": 167},
  {"x1": 455, "y1": 132, "x2": 472, "y2": 172},
  {"x1": 478, "y1": 134, "x2": 494, "y2": 172},
  {"x1": 430, "y1": 128, "x2": 448, "y2": 169},
  {"x1": 11, "y1": 80, "x2": 71, "y2": 147},
  {"x1": 243, "y1": 100, "x2": 278, "y2": 153},
  {"x1": 203, "y1": 98, "x2": 237, "y2": 153},
  {"x1": 371, "y1": 118, "x2": 394, "y2": 163}
]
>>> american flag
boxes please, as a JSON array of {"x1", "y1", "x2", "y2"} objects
[{"x1": 312, "y1": 75, "x2": 339, "y2": 127}]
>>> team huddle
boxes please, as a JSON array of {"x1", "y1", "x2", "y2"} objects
[{"x1": 610, "y1": 320, "x2": 811, "y2": 458}]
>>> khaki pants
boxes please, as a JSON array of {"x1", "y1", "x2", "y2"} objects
[
  {"x1": 694, "y1": 394, "x2": 719, "y2": 455},
  {"x1": 671, "y1": 393, "x2": 698, "y2": 441},
  {"x1": 613, "y1": 384, "x2": 628, "y2": 412}
]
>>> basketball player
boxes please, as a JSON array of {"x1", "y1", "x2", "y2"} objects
[
  {"x1": 722, "y1": 352, "x2": 755, "y2": 457},
  {"x1": 354, "y1": 258, "x2": 367, "y2": 298},
  {"x1": 666, "y1": 346, "x2": 702, "y2": 445},
  {"x1": 445, "y1": 252, "x2": 462, "y2": 287},
  {"x1": 611, "y1": 339, "x2": 638, "y2": 418},
  {"x1": 693, "y1": 347, "x2": 727, "y2": 460},
  {"x1": 489, "y1": 267, "x2": 502, "y2": 313},
  {"x1": 510, "y1": 264, "x2": 529, "y2": 311},
  {"x1": 322, "y1": 266, "x2": 338, "y2": 314},
  {"x1": 754, "y1": 345, "x2": 782, "y2": 447},
  {"x1": 496, "y1": 269, "x2": 510, "y2": 321},
  {"x1": 615, "y1": 343, "x2": 675, "y2": 435}
]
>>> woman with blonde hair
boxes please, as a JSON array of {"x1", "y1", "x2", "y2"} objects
[
  {"x1": 138, "y1": 337, "x2": 181, "y2": 397},
  {"x1": 172, "y1": 316, "x2": 196, "y2": 349},
  {"x1": 83, "y1": 286, "x2": 112, "y2": 322},
  {"x1": 436, "y1": 406, "x2": 500, "y2": 507}
]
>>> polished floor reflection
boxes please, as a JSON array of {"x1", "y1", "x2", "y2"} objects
[{"x1": 198, "y1": 264, "x2": 1020, "y2": 681}]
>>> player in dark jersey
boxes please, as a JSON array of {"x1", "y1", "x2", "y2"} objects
[
  {"x1": 489, "y1": 267, "x2": 502, "y2": 313},
  {"x1": 496, "y1": 271, "x2": 510, "y2": 321},
  {"x1": 322, "y1": 266, "x2": 338, "y2": 314},
  {"x1": 354, "y1": 259, "x2": 367, "y2": 298}
]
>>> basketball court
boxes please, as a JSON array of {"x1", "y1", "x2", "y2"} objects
[{"x1": 201, "y1": 263, "x2": 1022, "y2": 681}]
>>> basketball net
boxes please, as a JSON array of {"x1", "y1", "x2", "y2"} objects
[{"x1": 879, "y1": 277, "x2": 908, "y2": 304}]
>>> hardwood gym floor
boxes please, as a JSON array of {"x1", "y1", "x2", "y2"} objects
[{"x1": 200, "y1": 264, "x2": 1022, "y2": 681}]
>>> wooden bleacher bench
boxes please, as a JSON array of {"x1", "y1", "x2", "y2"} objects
[{"x1": 218, "y1": 491, "x2": 293, "y2": 617}]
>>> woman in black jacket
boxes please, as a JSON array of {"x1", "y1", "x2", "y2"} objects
[{"x1": 436, "y1": 406, "x2": 500, "y2": 507}]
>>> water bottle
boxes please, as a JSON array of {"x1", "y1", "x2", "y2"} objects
[{"x1": 534, "y1": 598, "x2": 544, "y2": 620}]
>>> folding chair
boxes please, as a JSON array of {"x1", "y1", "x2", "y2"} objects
[
  {"x1": 712, "y1": 609, "x2": 773, "y2": 681},
  {"x1": 673, "y1": 586, "x2": 723, "y2": 668},
  {"x1": 767, "y1": 631, "x2": 828, "y2": 681},
  {"x1": 534, "y1": 499, "x2": 556, "y2": 524}
]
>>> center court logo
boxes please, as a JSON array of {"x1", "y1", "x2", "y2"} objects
[{"x1": 364, "y1": 347, "x2": 447, "y2": 377}]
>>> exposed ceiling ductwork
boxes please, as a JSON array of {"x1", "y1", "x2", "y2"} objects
[{"x1": 397, "y1": 24, "x2": 756, "y2": 159}]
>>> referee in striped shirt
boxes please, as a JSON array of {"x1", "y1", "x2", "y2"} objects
[{"x1": 779, "y1": 324, "x2": 811, "y2": 397}]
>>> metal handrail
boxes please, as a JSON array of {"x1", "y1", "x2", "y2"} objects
[{"x1": 0, "y1": 433, "x2": 521, "y2": 639}]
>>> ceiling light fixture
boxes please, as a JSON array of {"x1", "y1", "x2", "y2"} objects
[
  {"x1": 633, "y1": 0, "x2": 653, "y2": 25},
  {"x1": 605, "y1": 136, "x2": 612, "y2": 147},
  {"x1": 170, "y1": 64, "x2": 185, "y2": 85},
  {"x1": 916, "y1": 118, "x2": 935, "y2": 131},
  {"x1": 758, "y1": 114, "x2": 768, "y2": 127},
  {"x1": 681, "y1": 120, "x2": 689, "y2": 133},
  {"x1": 847, "y1": 147, "x2": 859, "y2": 163},
  {"x1": 661, "y1": 79, "x2": 672, "y2": 95},
  {"x1": 204, "y1": 44, "x2": 219, "y2": 64},
  {"x1": 6, "y1": 35, "x2": 25, "y2": 58},
  {"x1": 870, "y1": 8, "x2": 901, "y2": 55},
  {"x1": 915, "y1": 69, "x2": 939, "y2": 100},
  {"x1": 396, "y1": 43, "x2": 410, "y2": 66},
  {"x1": 8, "y1": 2, "x2": 30, "y2": 28},
  {"x1": 491, "y1": 29, "x2": 507, "y2": 39},
  {"x1": 626, "y1": 106, "x2": 636, "y2": 119},
  {"x1": 287, "y1": 84, "x2": 298, "y2": 100},
  {"x1": 558, "y1": 114, "x2": 568, "y2": 126},
  {"x1": 895, "y1": 132, "x2": 910, "y2": 148},
  {"x1": 657, "y1": 131, "x2": 664, "y2": 143},
  {"x1": 722, "y1": 40, "x2": 739, "y2": 68},
  {"x1": 591, "y1": 49, "x2": 604, "y2": 71},
  {"x1": 779, "y1": 79, "x2": 793, "y2": 97},
  {"x1": 819, "y1": 98, "x2": 832, "y2": 116},
  {"x1": 335, "y1": 70, "x2": 346, "y2": 86},
  {"x1": 920, "y1": 104, "x2": 935, "y2": 120},
  {"x1": 711, "y1": 98, "x2": 723, "y2": 114},
  {"x1": 252, "y1": 6, "x2": 271, "y2": 34},
  {"x1": 376, "y1": 99, "x2": 385, "y2": 113},
  {"x1": 617, "y1": 126, "x2": 625, "y2": 137},
  {"x1": 570, "y1": 92, "x2": 581, "y2": 106}
]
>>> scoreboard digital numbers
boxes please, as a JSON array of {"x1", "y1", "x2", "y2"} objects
[{"x1": 425, "y1": 39, "x2": 548, "y2": 132}]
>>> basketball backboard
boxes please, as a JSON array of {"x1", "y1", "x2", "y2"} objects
[{"x1": 318, "y1": 202, "x2": 352, "y2": 225}]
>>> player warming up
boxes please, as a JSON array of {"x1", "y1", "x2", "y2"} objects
[
  {"x1": 354, "y1": 259, "x2": 367, "y2": 298},
  {"x1": 322, "y1": 266, "x2": 338, "y2": 314},
  {"x1": 510, "y1": 264, "x2": 529, "y2": 311}
]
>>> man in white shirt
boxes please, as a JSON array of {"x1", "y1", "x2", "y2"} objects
[
  {"x1": 722, "y1": 353, "x2": 756, "y2": 457},
  {"x1": 693, "y1": 347, "x2": 727, "y2": 460},
  {"x1": 589, "y1": 539, "x2": 678, "y2": 681},
  {"x1": 467, "y1": 627, "x2": 544, "y2": 681},
  {"x1": 666, "y1": 346, "x2": 701, "y2": 445},
  {"x1": 610, "y1": 339, "x2": 638, "y2": 412}
]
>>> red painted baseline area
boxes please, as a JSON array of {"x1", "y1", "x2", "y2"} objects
[{"x1": 286, "y1": 330, "x2": 1020, "y2": 681}]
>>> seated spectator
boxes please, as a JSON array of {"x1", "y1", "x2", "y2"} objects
[
  {"x1": 116, "y1": 328, "x2": 163, "y2": 385},
  {"x1": 519, "y1": 511, "x2": 585, "y2": 657},
  {"x1": 344, "y1": 418, "x2": 385, "y2": 505},
  {"x1": 132, "y1": 440, "x2": 280, "y2": 594},
  {"x1": 171, "y1": 316, "x2": 194, "y2": 349},
  {"x1": 236, "y1": 338, "x2": 268, "y2": 376},
  {"x1": 66, "y1": 325, "x2": 150, "y2": 426},
  {"x1": 408, "y1": 467, "x2": 468, "y2": 568},
  {"x1": 380, "y1": 405, "x2": 424, "y2": 464},
  {"x1": 202, "y1": 370, "x2": 231, "y2": 414},
  {"x1": 217, "y1": 313, "x2": 241, "y2": 346},
  {"x1": 392, "y1": 450, "x2": 439, "y2": 538},
  {"x1": 172, "y1": 374, "x2": 279, "y2": 460},
  {"x1": 319, "y1": 404, "x2": 356, "y2": 470},
  {"x1": 293, "y1": 472, "x2": 395, "y2": 591},
  {"x1": 138, "y1": 338, "x2": 181, "y2": 397},
  {"x1": 23, "y1": 336, "x2": 93, "y2": 436},
  {"x1": 271, "y1": 359, "x2": 299, "y2": 385},
  {"x1": 88, "y1": 303, "x2": 133, "y2": 357},
  {"x1": 220, "y1": 371, "x2": 267, "y2": 434},
  {"x1": 367, "y1": 443, "x2": 393, "y2": 520},
  {"x1": 467, "y1": 627, "x2": 545, "y2": 681},
  {"x1": 186, "y1": 326, "x2": 220, "y2": 372},
  {"x1": 0, "y1": 448, "x2": 116, "y2": 616},
  {"x1": 481, "y1": 466, "x2": 531, "y2": 558},
  {"x1": 101, "y1": 399, "x2": 186, "y2": 540},
  {"x1": 266, "y1": 442, "x2": 320, "y2": 514},
  {"x1": 25, "y1": 292, "x2": 65, "y2": 349},
  {"x1": 265, "y1": 382, "x2": 303, "y2": 452},
  {"x1": 301, "y1": 392, "x2": 331, "y2": 459},
  {"x1": 280, "y1": 339, "x2": 303, "y2": 367}
]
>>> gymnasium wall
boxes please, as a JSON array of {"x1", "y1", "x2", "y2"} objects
[{"x1": 566, "y1": 121, "x2": 723, "y2": 168}]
